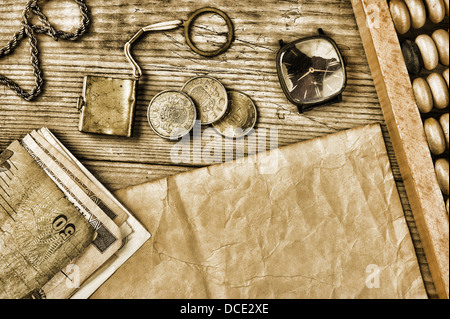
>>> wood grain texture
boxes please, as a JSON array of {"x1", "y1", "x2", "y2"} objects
[{"x1": 0, "y1": 0, "x2": 439, "y2": 298}]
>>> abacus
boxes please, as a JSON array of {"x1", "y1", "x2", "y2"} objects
[
  {"x1": 351, "y1": 0, "x2": 449, "y2": 298},
  {"x1": 393, "y1": 0, "x2": 449, "y2": 209}
]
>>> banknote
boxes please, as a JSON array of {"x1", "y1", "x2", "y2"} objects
[
  {"x1": 0, "y1": 141, "x2": 95, "y2": 299},
  {"x1": 28, "y1": 128, "x2": 150, "y2": 299},
  {"x1": 0, "y1": 128, "x2": 150, "y2": 299}
]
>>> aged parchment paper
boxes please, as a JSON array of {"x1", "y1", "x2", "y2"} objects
[{"x1": 92, "y1": 124, "x2": 427, "y2": 299}]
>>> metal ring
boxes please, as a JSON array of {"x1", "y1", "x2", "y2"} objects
[{"x1": 183, "y1": 7, "x2": 234, "y2": 57}]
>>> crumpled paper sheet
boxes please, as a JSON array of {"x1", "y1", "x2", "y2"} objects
[{"x1": 91, "y1": 124, "x2": 427, "y2": 299}]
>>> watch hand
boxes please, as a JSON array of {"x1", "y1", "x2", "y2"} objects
[
  {"x1": 297, "y1": 67, "x2": 314, "y2": 82},
  {"x1": 297, "y1": 71, "x2": 310, "y2": 81},
  {"x1": 313, "y1": 69, "x2": 332, "y2": 73}
]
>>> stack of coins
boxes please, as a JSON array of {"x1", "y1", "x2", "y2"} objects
[
  {"x1": 147, "y1": 76, "x2": 257, "y2": 140},
  {"x1": 390, "y1": 0, "x2": 449, "y2": 213}
]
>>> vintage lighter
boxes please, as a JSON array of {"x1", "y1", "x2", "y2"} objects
[{"x1": 77, "y1": 7, "x2": 234, "y2": 137}]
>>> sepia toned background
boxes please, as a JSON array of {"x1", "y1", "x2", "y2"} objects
[{"x1": 0, "y1": 0, "x2": 439, "y2": 297}]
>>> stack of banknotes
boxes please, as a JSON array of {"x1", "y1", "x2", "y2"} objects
[{"x1": 0, "y1": 128, "x2": 150, "y2": 299}]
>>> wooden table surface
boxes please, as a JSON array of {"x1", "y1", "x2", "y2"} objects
[{"x1": 0, "y1": 0, "x2": 438, "y2": 298}]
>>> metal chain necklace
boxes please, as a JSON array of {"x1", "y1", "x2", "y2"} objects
[{"x1": 0, "y1": 0, "x2": 90, "y2": 101}]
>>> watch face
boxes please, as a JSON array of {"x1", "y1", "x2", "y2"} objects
[{"x1": 277, "y1": 36, "x2": 346, "y2": 108}]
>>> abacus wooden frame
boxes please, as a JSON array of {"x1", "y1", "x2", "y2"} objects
[{"x1": 351, "y1": 0, "x2": 449, "y2": 299}]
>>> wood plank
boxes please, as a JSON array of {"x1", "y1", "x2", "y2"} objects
[
  {"x1": 1, "y1": 0, "x2": 383, "y2": 167},
  {"x1": 0, "y1": 0, "x2": 440, "y2": 298}
]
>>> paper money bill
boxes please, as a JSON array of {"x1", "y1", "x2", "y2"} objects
[
  {"x1": 0, "y1": 141, "x2": 95, "y2": 299},
  {"x1": 0, "y1": 128, "x2": 150, "y2": 299},
  {"x1": 28, "y1": 128, "x2": 150, "y2": 299},
  {"x1": 19, "y1": 131, "x2": 124, "y2": 299}
]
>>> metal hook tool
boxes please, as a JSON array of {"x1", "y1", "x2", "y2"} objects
[{"x1": 124, "y1": 7, "x2": 235, "y2": 79}]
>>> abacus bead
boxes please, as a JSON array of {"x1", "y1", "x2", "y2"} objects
[
  {"x1": 443, "y1": 68, "x2": 449, "y2": 87},
  {"x1": 440, "y1": 113, "x2": 449, "y2": 148},
  {"x1": 432, "y1": 29, "x2": 449, "y2": 66},
  {"x1": 435, "y1": 158, "x2": 449, "y2": 195},
  {"x1": 402, "y1": 40, "x2": 423, "y2": 74},
  {"x1": 427, "y1": 73, "x2": 450, "y2": 109},
  {"x1": 424, "y1": 117, "x2": 446, "y2": 155},
  {"x1": 390, "y1": 0, "x2": 411, "y2": 34},
  {"x1": 405, "y1": 0, "x2": 427, "y2": 29},
  {"x1": 447, "y1": 198, "x2": 449, "y2": 214},
  {"x1": 413, "y1": 77, "x2": 434, "y2": 113},
  {"x1": 444, "y1": 0, "x2": 449, "y2": 15},
  {"x1": 424, "y1": 0, "x2": 446, "y2": 23},
  {"x1": 416, "y1": 34, "x2": 439, "y2": 70}
]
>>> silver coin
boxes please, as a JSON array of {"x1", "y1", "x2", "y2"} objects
[
  {"x1": 182, "y1": 76, "x2": 228, "y2": 125},
  {"x1": 147, "y1": 90, "x2": 197, "y2": 139},
  {"x1": 212, "y1": 90, "x2": 257, "y2": 138}
]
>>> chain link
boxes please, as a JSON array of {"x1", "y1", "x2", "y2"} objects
[{"x1": 0, "y1": 0, "x2": 90, "y2": 101}]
